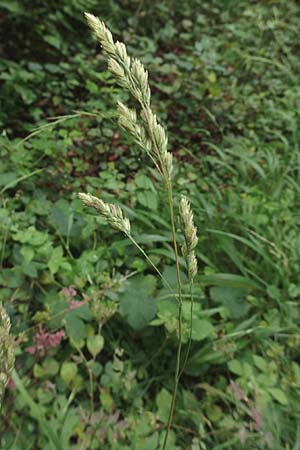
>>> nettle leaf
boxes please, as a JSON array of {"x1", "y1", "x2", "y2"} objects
[
  {"x1": 12, "y1": 226, "x2": 49, "y2": 246},
  {"x1": 0, "y1": 171, "x2": 18, "y2": 187},
  {"x1": 162, "y1": 265, "x2": 187, "y2": 290},
  {"x1": 137, "y1": 191, "x2": 158, "y2": 210},
  {"x1": 119, "y1": 275, "x2": 157, "y2": 329},
  {"x1": 64, "y1": 304, "x2": 92, "y2": 343},
  {"x1": 190, "y1": 319, "x2": 214, "y2": 341},
  {"x1": 50, "y1": 200, "x2": 82, "y2": 237},
  {"x1": 48, "y1": 246, "x2": 63, "y2": 275},
  {"x1": 210, "y1": 286, "x2": 249, "y2": 318},
  {"x1": 135, "y1": 173, "x2": 154, "y2": 189}
]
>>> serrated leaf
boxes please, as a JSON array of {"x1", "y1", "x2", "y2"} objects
[
  {"x1": 119, "y1": 275, "x2": 157, "y2": 329},
  {"x1": 65, "y1": 311, "x2": 85, "y2": 343},
  {"x1": 210, "y1": 286, "x2": 249, "y2": 318},
  {"x1": 191, "y1": 319, "x2": 214, "y2": 341},
  {"x1": 137, "y1": 191, "x2": 158, "y2": 210}
]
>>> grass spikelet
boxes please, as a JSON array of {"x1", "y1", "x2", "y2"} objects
[
  {"x1": 84, "y1": 13, "x2": 115, "y2": 56},
  {"x1": 179, "y1": 196, "x2": 198, "y2": 280},
  {"x1": 0, "y1": 304, "x2": 14, "y2": 405},
  {"x1": 85, "y1": 11, "x2": 171, "y2": 177},
  {"x1": 78, "y1": 193, "x2": 131, "y2": 235}
]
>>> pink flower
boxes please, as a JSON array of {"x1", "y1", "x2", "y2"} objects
[
  {"x1": 25, "y1": 325, "x2": 65, "y2": 357},
  {"x1": 69, "y1": 300, "x2": 85, "y2": 311},
  {"x1": 228, "y1": 380, "x2": 248, "y2": 402},
  {"x1": 61, "y1": 286, "x2": 77, "y2": 300},
  {"x1": 251, "y1": 408, "x2": 263, "y2": 431},
  {"x1": 7, "y1": 377, "x2": 16, "y2": 390}
]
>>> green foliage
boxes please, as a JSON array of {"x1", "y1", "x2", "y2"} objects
[
  {"x1": 1, "y1": 0, "x2": 300, "y2": 449},
  {"x1": 119, "y1": 275, "x2": 157, "y2": 329}
]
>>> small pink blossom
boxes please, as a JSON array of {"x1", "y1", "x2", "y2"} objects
[
  {"x1": 69, "y1": 300, "x2": 85, "y2": 311},
  {"x1": 61, "y1": 286, "x2": 77, "y2": 300},
  {"x1": 228, "y1": 380, "x2": 248, "y2": 402},
  {"x1": 25, "y1": 325, "x2": 65, "y2": 357},
  {"x1": 238, "y1": 428, "x2": 247, "y2": 444},
  {"x1": 251, "y1": 407, "x2": 263, "y2": 431},
  {"x1": 7, "y1": 377, "x2": 16, "y2": 390}
]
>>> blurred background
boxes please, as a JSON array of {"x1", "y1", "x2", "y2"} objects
[{"x1": 1, "y1": 1, "x2": 300, "y2": 449}]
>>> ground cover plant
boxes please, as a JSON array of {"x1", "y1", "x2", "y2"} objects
[{"x1": 1, "y1": 1, "x2": 300, "y2": 449}]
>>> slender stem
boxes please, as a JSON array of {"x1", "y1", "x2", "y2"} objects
[
  {"x1": 179, "y1": 280, "x2": 194, "y2": 378},
  {"x1": 162, "y1": 182, "x2": 183, "y2": 450},
  {"x1": 127, "y1": 233, "x2": 173, "y2": 293}
]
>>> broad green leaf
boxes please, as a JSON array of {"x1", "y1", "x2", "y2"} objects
[
  {"x1": 228, "y1": 359, "x2": 243, "y2": 376},
  {"x1": 65, "y1": 312, "x2": 85, "y2": 343},
  {"x1": 191, "y1": 319, "x2": 214, "y2": 341},
  {"x1": 268, "y1": 388, "x2": 289, "y2": 405},
  {"x1": 87, "y1": 335, "x2": 104, "y2": 357},
  {"x1": 64, "y1": 304, "x2": 92, "y2": 343},
  {"x1": 0, "y1": 1, "x2": 23, "y2": 13},
  {"x1": 60, "y1": 362, "x2": 78, "y2": 384},
  {"x1": 34, "y1": 358, "x2": 59, "y2": 378},
  {"x1": 137, "y1": 191, "x2": 158, "y2": 210},
  {"x1": 156, "y1": 388, "x2": 172, "y2": 423},
  {"x1": 135, "y1": 174, "x2": 154, "y2": 189},
  {"x1": 44, "y1": 35, "x2": 61, "y2": 49},
  {"x1": 0, "y1": 172, "x2": 18, "y2": 186},
  {"x1": 48, "y1": 246, "x2": 63, "y2": 275},
  {"x1": 253, "y1": 355, "x2": 268, "y2": 372},
  {"x1": 119, "y1": 275, "x2": 157, "y2": 329},
  {"x1": 210, "y1": 286, "x2": 249, "y2": 318}
]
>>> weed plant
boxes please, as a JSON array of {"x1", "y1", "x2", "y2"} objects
[
  {"x1": 80, "y1": 14, "x2": 199, "y2": 448},
  {"x1": 0, "y1": 304, "x2": 14, "y2": 406}
]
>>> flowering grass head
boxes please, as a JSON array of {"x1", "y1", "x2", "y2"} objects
[
  {"x1": 0, "y1": 304, "x2": 15, "y2": 404},
  {"x1": 179, "y1": 196, "x2": 198, "y2": 280},
  {"x1": 78, "y1": 193, "x2": 131, "y2": 235}
]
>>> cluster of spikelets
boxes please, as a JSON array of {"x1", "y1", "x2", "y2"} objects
[
  {"x1": 179, "y1": 196, "x2": 198, "y2": 281},
  {"x1": 0, "y1": 304, "x2": 14, "y2": 405},
  {"x1": 80, "y1": 14, "x2": 198, "y2": 449},
  {"x1": 84, "y1": 13, "x2": 172, "y2": 180},
  {"x1": 79, "y1": 15, "x2": 198, "y2": 274},
  {"x1": 78, "y1": 193, "x2": 131, "y2": 235}
]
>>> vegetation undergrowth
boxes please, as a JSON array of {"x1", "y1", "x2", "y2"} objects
[{"x1": 1, "y1": 1, "x2": 300, "y2": 449}]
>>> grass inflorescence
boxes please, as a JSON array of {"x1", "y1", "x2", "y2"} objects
[
  {"x1": 80, "y1": 13, "x2": 198, "y2": 449},
  {"x1": 0, "y1": 304, "x2": 14, "y2": 406}
]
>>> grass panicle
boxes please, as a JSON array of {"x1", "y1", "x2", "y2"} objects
[
  {"x1": 0, "y1": 304, "x2": 14, "y2": 405},
  {"x1": 83, "y1": 13, "x2": 195, "y2": 450},
  {"x1": 78, "y1": 192, "x2": 131, "y2": 235},
  {"x1": 84, "y1": 11, "x2": 172, "y2": 180},
  {"x1": 179, "y1": 195, "x2": 198, "y2": 280}
]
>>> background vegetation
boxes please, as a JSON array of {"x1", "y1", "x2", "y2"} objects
[{"x1": 1, "y1": 0, "x2": 300, "y2": 449}]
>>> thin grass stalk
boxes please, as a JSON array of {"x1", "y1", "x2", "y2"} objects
[
  {"x1": 162, "y1": 182, "x2": 183, "y2": 450},
  {"x1": 0, "y1": 304, "x2": 14, "y2": 406},
  {"x1": 179, "y1": 280, "x2": 194, "y2": 379},
  {"x1": 126, "y1": 234, "x2": 173, "y2": 293}
]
